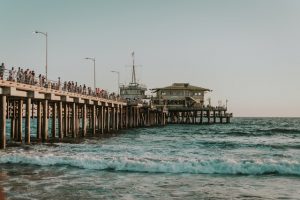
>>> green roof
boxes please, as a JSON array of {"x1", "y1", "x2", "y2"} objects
[{"x1": 152, "y1": 83, "x2": 211, "y2": 92}]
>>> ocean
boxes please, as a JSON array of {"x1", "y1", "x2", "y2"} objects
[{"x1": 0, "y1": 118, "x2": 299, "y2": 199}]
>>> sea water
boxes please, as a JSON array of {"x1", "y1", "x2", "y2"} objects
[{"x1": 0, "y1": 118, "x2": 299, "y2": 199}]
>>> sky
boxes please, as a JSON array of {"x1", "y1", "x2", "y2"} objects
[{"x1": 1, "y1": 0, "x2": 300, "y2": 117}]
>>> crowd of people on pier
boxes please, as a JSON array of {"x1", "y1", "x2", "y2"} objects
[{"x1": 0, "y1": 63, "x2": 120, "y2": 101}]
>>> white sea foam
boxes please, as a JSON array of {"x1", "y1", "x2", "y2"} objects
[{"x1": 0, "y1": 148, "x2": 299, "y2": 175}]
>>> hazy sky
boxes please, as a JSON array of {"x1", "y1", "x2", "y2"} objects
[{"x1": 1, "y1": 0, "x2": 300, "y2": 117}]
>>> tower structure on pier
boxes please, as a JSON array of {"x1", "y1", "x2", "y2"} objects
[{"x1": 120, "y1": 52, "x2": 147, "y2": 101}]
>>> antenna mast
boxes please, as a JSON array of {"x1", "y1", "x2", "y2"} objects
[{"x1": 131, "y1": 51, "x2": 137, "y2": 84}]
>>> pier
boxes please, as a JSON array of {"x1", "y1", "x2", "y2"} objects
[
  {"x1": 0, "y1": 58, "x2": 232, "y2": 150},
  {"x1": 152, "y1": 83, "x2": 233, "y2": 124},
  {"x1": 165, "y1": 107, "x2": 232, "y2": 124},
  {"x1": 0, "y1": 78, "x2": 167, "y2": 149}
]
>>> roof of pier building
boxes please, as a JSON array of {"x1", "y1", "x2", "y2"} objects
[{"x1": 152, "y1": 83, "x2": 211, "y2": 92}]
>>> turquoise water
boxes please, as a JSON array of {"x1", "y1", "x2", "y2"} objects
[{"x1": 0, "y1": 118, "x2": 300, "y2": 199}]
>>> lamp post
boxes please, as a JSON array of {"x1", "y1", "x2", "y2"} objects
[
  {"x1": 85, "y1": 57, "x2": 96, "y2": 91},
  {"x1": 34, "y1": 30, "x2": 48, "y2": 81},
  {"x1": 226, "y1": 99, "x2": 228, "y2": 110},
  {"x1": 111, "y1": 70, "x2": 120, "y2": 95}
]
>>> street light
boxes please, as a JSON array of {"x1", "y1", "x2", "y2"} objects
[
  {"x1": 226, "y1": 99, "x2": 228, "y2": 110},
  {"x1": 111, "y1": 70, "x2": 120, "y2": 95},
  {"x1": 85, "y1": 57, "x2": 96, "y2": 91},
  {"x1": 34, "y1": 30, "x2": 48, "y2": 81}
]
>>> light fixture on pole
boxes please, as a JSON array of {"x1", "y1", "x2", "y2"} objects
[
  {"x1": 34, "y1": 30, "x2": 48, "y2": 81},
  {"x1": 85, "y1": 57, "x2": 96, "y2": 91},
  {"x1": 226, "y1": 99, "x2": 228, "y2": 110},
  {"x1": 111, "y1": 70, "x2": 120, "y2": 95}
]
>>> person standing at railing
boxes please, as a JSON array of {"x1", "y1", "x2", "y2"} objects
[
  {"x1": 20, "y1": 69, "x2": 25, "y2": 83},
  {"x1": 79, "y1": 84, "x2": 82, "y2": 94},
  {"x1": 57, "y1": 77, "x2": 61, "y2": 90},
  {"x1": 0, "y1": 63, "x2": 5, "y2": 80},
  {"x1": 16, "y1": 67, "x2": 21, "y2": 82},
  {"x1": 31, "y1": 71, "x2": 35, "y2": 85},
  {"x1": 63, "y1": 81, "x2": 67, "y2": 91},
  {"x1": 8, "y1": 67, "x2": 16, "y2": 81},
  {"x1": 24, "y1": 69, "x2": 29, "y2": 84},
  {"x1": 38, "y1": 74, "x2": 42, "y2": 86},
  {"x1": 83, "y1": 84, "x2": 86, "y2": 95}
]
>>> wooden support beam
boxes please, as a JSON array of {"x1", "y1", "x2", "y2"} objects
[
  {"x1": 75, "y1": 104, "x2": 79, "y2": 137},
  {"x1": 100, "y1": 106, "x2": 104, "y2": 134},
  {"x1": 58, "y1": 101, "x2": 63, "y2": 139},
  {"x1": 11, "y1": 101, "x2": 16, "y2": 141},
  {"x1": 64, "y1": 103, "x2": 68, "y2": 137},
  {"x1": 92, "y1": 105, "x2": 96, "y2": 135},
  {"x1": 207, "y1": 110, "x2": 210, "y2": 124},
  {"x1": 120, "y1": 106, "x2": 123, "y2": 129},
  {"x1": 200, "y1": 110, "x2": 203, "y2": 124},
  {"x1": 213, "y1": 111, "x2": 216, "y2": 123},
  {"x1": 112, "y1": 107, "x2": 116, "y2": 131},
  {"x1": 147, "y1": 109, "x2": 150, "y2": 126},
  {"x1": 25, "y1": 98, "x2": 31, "y2": 144},
  {"x1": 37, "y1": 101, "x2": 42, "y2": 140},
  {"x1": 102, "y1": 106, "x2": 106, "y2": 133},
  {"x1": 132, "y1": 107, "x2": 135, "y2": 127},
  {"x1": 17, "y1": 99, "x2": 23, "y2": 142},
  {"x1": 52, "y1": 102, "x2": 57, "y2": 139},
  {"x1": 42, "y1": 100, "x2": 48, "y2": 142},
  {"x1": 0, "y1": 96, "x2": 7, "y2": 149},
  {"x1": 106, "y1": 107, "x2": 110, "y2": 133},
  {"x1": 82, "y1": 104, "x2": 87, "y2": 137},
  {"x1": 72, "y1": 103, "x2": 76, "y2": 138},
  {"x1": 125, "y1": 107, "x2": 129, "y2": 128},
  {"x1": 135, "y1": 107, "x2": 138, "y2": 127},
  {"x1": 116, "y1": 106, "x2": 119, "y2": 131},
  {"x1": 97, "y1": 107, "x2": 101, "y2": 132}
]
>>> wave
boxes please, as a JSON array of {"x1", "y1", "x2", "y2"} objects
[
  {"x1": 256, "y1": 128, "x2": 300, "y2": 134},
  {"x1": 0, "y1": 153, "x2": 299, "y2": 176},
  {"x1": 225, "y1": 128, "x2": 300, "y2": 137}
]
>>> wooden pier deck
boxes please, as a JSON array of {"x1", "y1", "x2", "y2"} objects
[
  {"x1": 0, "y1": 80, "x2": 167, "y2": 149},
  {"x1": 166, "y1": 107, "x2": 233, "y2": 124},
  {"x1": 0, "y1": 80, "x2": 233, "y2": 150}
]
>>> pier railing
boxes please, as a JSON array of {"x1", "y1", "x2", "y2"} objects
[{"x1": 0, "y1": 68, "x2": 123, "y2": 102}]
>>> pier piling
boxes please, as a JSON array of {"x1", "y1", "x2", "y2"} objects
[
  {"x1": 0, "y1": 96, "x2": 6, "y2": 149},
  {"x1": 17, "y1": 99, "x2": 23, "y2": 142},
  {"x1": 25, "y1": 98, "x2": 31, "y2": 144}
]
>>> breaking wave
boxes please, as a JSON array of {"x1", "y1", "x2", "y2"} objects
[{"x1": 0, "y1": 151, "x2": 299, "y2": 176}]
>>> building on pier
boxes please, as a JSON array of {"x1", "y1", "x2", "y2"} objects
[
  {"x1": 151, "y1": 83, "x2": 211, "y2": 109},
  {"x1": 151, "y1": 83, "x2": 232, "y2": 124}
]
